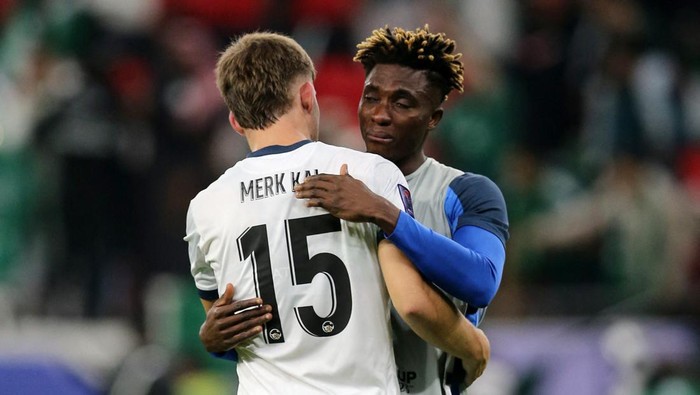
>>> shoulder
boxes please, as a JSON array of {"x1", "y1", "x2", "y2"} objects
[
  {"x1": 316, "y1": 142, "x2": 402, "y2": 176},
  {"x1": 420, "y1": 157, "x2": 463, "y2": 180},
  {"x1": 421, "y1": 158, "x2": 502, "y2": 199},
  {"x1": 445, "y1": 172, "x2": 508, "y2": 227},
  {"x1": 447, "y1": 172, "x2": 510, "y2": 241},
  {"x1": 316, "y1": 142, "x2": 386, "y2": 162},
  {"x1": 449, "y1": 172, "x2": 504, "y2": 200},
  {"x1": 189, "y1": 165, "x2": 238, "y2": 211}
]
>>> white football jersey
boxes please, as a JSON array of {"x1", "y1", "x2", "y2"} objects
[{"x1": 186, "y1": 140, "x2": 411, "y2": 395}]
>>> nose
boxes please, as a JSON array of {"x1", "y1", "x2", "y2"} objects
[{"x1": 370, "y1": 102, "x2": 391, "y2": 125}]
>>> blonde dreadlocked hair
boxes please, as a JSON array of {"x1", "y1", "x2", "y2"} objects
[{"x1": 354, "y1": 25, "x2": 464, "y2": 101}]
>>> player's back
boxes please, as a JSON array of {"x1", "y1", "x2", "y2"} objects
[{"x1": 187, "y1": 141, "x2": 405, "y2": 394}]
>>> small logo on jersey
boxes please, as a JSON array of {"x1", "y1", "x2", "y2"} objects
[
  {"x1": 398, "y1": 370, "x2": 418, "y2": 393},
  {"x1": 322, "y1": 321, "x2": 335, "y2": 333},
  {"x1": 397, "y1": 184, "x2": 414, "y2": 218},
  {"x1": 269, "y1": 329, "x2": 282, "y2": 341}
]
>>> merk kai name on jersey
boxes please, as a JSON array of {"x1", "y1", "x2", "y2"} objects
[{"x1": 240, "y1": 169, "x2": 319, "y2": 202}]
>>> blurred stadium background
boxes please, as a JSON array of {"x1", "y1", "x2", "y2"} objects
[{"x1": 1, "y1": 0, "x2": 699, "y2": 394}]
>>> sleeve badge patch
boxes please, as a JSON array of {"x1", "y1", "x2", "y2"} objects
[{"x1": 397, "y1": 184, "x2": 415, "y2": 218}]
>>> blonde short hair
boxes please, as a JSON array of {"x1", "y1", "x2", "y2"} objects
[{"x1": 216, "y1": 32, "x2": 316, "y2": 129}]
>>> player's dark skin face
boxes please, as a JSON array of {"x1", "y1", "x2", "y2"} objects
[{"x1": 359, "y1": 63, "x2": 444, "y2": 175}]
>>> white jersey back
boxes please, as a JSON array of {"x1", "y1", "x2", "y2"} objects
[{"x1": 186, "y1": 141, "x2": 410, "y2": 395}]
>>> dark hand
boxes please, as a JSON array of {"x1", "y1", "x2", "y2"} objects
[
  {"x1": 294, "y1": 164, "x2": 400, "y2": 232},
  {"x1": 200, "y1": 283, "x2": 273, "y2": 353}
]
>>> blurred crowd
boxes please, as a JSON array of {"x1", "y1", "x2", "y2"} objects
[{"x1": 1, "y1": 0, "x2": 700, "y2": 393}]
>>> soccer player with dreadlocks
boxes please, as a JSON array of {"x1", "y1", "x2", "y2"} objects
[
  {"x1": 296, "y1": 25, "x2": 509, "y2": 394},
  {"x1": 199, "y1": 26, "x2": 507, "y2": 394}
]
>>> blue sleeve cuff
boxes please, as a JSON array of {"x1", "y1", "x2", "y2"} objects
[{"x1": 211, "y1": 349, "x2": 238, "y2": 362}]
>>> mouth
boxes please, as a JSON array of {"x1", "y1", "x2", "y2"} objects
[{"x1": 365, "y1": 131, "x2": 393, "y2": 144}]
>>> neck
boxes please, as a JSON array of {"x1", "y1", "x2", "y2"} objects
[
  {"x1": 396, "y1": 152, "x2": 427, "y2": 176},
  {"x1": 246, "y1": 115, "x2": 313, "y2": 152}
]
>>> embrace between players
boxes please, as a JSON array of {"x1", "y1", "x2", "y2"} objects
[{"x1": 185, "y1": 25, "x2": 508, "y2": 395}]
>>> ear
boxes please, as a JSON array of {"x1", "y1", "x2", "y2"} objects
[
  {"x1": 427, "y1": 107, "x2": 444, "y2": 131},
  {"x1": 299, "y1": 81, "x2": 316, "y2": 114},
  {"x1": 229, "y1": 112, "x2": 245, "y2": 136}
]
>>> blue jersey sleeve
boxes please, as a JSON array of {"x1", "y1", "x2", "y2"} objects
[
  {"x1": 446, "y1": 174, "x2": 509, "y2": 244},
  {"x1": 386, "y1": 173, "x2": 508, "y2": 308},
  {"x1": 387, "y1": 212, "x2": 505, "y2": 307}
]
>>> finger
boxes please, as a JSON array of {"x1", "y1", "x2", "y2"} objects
[
  {"x1": 295, "y1": 181, "x2": 335, "y2": 199},
  {"x1": 295, "y1": 177, "x2": 333, "y2": 192},
  {"x1": 218, "y1": 302, "x2": 270, "y2": 322},
  {"x1": 215, "y1": 283, "x2": 235, "y2": 306},
  {"x1": 295, "y1": 187, "x2": 328, "y2": 200},
  {"x1": 219, "y1": 309, "x2": 273, "y2": 332},
  {"x1": 226, "y1": 325, "x2": 265, "y2": 347},
  {"x1": 299, "y1": 173, "x2": 345, "y2": 187},
  {"x1": 340, "y1": 164, "x2": 348, "y2": 175},
  {"x1": 303, "y1": 170, "x2": 339, "y2": 182},
  {"x1": 304, "y1": 198, "x2": 324, "y2": 208},
  {"x1": 226, "y1": 308, "x2": 273, "y2": 329},
  {"x1": 217, "y1": 297, "x2": 264, "y2": 316},
  {"x1": 226, "y1": 283, "x2": 235, "y2": 300},
  {"x1": 297, "y1": 174, "x2": 323, "y2": 185},
  {"x1": 233, "y1": 297, "x2": 265, "y2": 311}
]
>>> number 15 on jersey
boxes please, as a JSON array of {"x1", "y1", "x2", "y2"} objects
[{"x1": 236, "y1": 214, "x2": 353, "y2": 344}]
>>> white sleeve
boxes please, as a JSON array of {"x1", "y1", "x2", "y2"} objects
[{"x1": 184, "y1": 204, "x2": 217, "y2": 292}]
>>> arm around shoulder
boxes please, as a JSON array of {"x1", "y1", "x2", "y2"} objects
[{"x1": 377, "y1": 239, "x2": 490, "y2": 384}]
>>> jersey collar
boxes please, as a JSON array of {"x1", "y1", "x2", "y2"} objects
[
  {"x1": 247, "y1": 140, "x2": 313, "y2": 158},
  {"x1": 405, "y1": 157, "x2": 434, "y2": 182}
]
